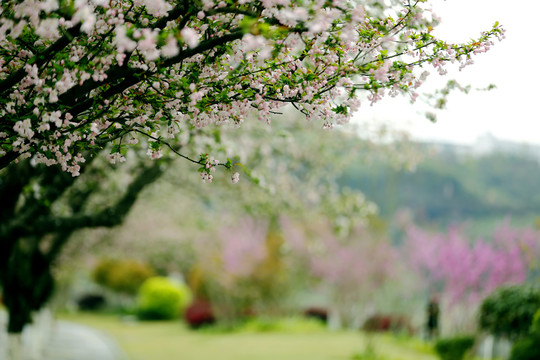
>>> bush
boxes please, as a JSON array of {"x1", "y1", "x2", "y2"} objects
[
  {"x1": 93, "y1": 258, "x2": 155, "y2": 295},
  {"x1": 509, "y1": 336, "x2": 540, "y2": 360},
  {"x1": 77, "y1": 293, "x2": 106, "y2": 311},
  {"x1": 185, "y1": 299, "x2": 215, "y2": 328},
  {"x1": 434, "y1": 336, "x2": 475, "y2": 360},
  {"x1": 479, "y1": 285, "x2": 540, "y2": 340},
  {"x1": 304, "y1": 307, "x2": 328, "y2": 323},
  {"x1": 508, "y1": 307, "x2": 540, "y2": 360},
  {"x1": 136, "y1": 277, "x2": 192, "y2": 320},
  {"x1": 362, "y1": 314, "x2": 413, "y2": 335},
  {"x1": 532, "y1": 308, "x2": 540, "y2": 335}
]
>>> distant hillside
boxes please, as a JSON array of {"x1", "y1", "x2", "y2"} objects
[{"x1": 339, "y1": 141, "x2": 540, "y2": 228}]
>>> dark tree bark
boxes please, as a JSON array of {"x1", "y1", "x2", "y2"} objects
[
  {"x1": 1, "y1": 239, "x2": 54, "y2": 333},
  {"x1": 0, "y1": 154, "x2": 168, "y2": 335}
]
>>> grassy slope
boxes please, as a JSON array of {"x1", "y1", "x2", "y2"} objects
[{"x1": 59, "y1": 313, "x2": 437, "y2": 360}]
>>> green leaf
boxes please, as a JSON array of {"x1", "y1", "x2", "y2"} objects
[{"x1": 239, "y1": 16, "x2": 257, "y2": 34}]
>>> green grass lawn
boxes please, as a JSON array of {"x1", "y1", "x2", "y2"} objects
[{"x1": 59, "y1": 312, "x2": 438, "y2": 360}]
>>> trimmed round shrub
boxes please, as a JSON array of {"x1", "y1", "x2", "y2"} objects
[
  {"x1": 479, "y1": 285, "x2": 540, "y2": 340},
  {"x1": 93, "y1": 258, "x2": 155, "y2": 295},
  {"x1": 136, "y1": 277, "x2": 192, "y2": 320},
  {"x1": 434, "y1": 336, "x2": 475, "y2": 360}
]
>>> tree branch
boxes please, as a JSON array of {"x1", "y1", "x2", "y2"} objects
[
  {"x1": 62, "y1": 29, "x2": 245, "y2": 121},
  {"x1": 0, "y1": 151, "x2": 20, "y2": 172},
  {"x1": 3, "y1": 159, "x2": 167, "y2": 239},
  {"x1": 0, "y1": 24, "x2": 82, "y2": 95}
]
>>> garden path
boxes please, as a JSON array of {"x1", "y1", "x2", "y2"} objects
[
  {"x1": 0, "y1": 310, "x2": 127, "y2": 360},
  {"x1": 40, "y1": 321, "x2": 127, "y2": 360}
]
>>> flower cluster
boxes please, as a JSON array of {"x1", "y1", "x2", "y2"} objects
[
  {"x1": 198, "y1": 153, "x2": 219, "y2": 183},
  {"x1": 405, "y1": 223, "x2": 540, "y2": 306},
  {"x1": 0, "y1": 0, "x2": 505, "y2": 177}
]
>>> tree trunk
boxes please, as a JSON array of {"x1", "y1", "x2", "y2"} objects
[
  {"x1": 328, "y1": 306, "x2": 343, "y2": 330},
  {"x1": 6, "y1": 310, "x2": 29, "y2": 334},
  {"x1": 1, "y1": 240, "x2": 51, "y2": 360},
  {"x1": 3, "y1": 303, "x2": 27, "y2": 360},
  {"x1": 3, "y1": 274, "x2": 53, "y2": 360},
  {"x1": 4, "y1": 292, "x2": 32, "y2": 360}
]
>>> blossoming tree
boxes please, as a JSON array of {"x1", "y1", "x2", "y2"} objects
[
  {"x1": 404, "y1": 222, "x2": 540, "y2": 333},
  {"x1": 0, "y1": 0, "x2": 504, "y2": 179},
  {"x1": 279, "y1": 216, "x2": 395, "y2": 329}
]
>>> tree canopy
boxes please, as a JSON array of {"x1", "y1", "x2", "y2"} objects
[{"x1": 0, "y1": 0, "x2": 504, "y2": 178}]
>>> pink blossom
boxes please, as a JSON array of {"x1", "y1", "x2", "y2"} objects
[
  {"x1": 35, "y1": 18, "x2": 59, "y2": 40},
  {"x1": 114, "y1": 26, "x2": 137, "y2": 53},
  {"x1": 220, "y1": 217, "x2": 268, "y2": 278},
  {"x1": 180, "y1": 27, "x2": 200, "y2": 49},
  {"x1": 242, "y1": 34, "x2": 266, "y2": 52},
  {"x1": 13, "y1": 119, "x2": 34, "y2": 139},
  {"x1": 139, "y1": 0, "x2": 171, "y2": 17},
  {"x1": 405, "y1": 222, "x2": 537, "y2": 307},
  {"x1": 73, "y1": 5, "x2": 96, "y2": 33},
  {"x1": 40, "y1": 0, "x2": 59, "y2": 13},
  {"x1": 161, "y1": 34, "x2": 179, "y2": 58}
]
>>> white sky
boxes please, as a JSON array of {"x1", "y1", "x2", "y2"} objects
[{"x1": 353, "y1": 0, "x2": 540, "y2": 145}]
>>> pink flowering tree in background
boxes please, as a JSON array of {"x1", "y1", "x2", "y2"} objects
[
  {"x1": 280, "y1": 217, "x2": 396, "y2": 329},
  {"x1": 190, "y1": 217, "x2": 274, "y2": 323},
  {"x1": 404, "y1": 221, "x2": 540, "y2": 333}
]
